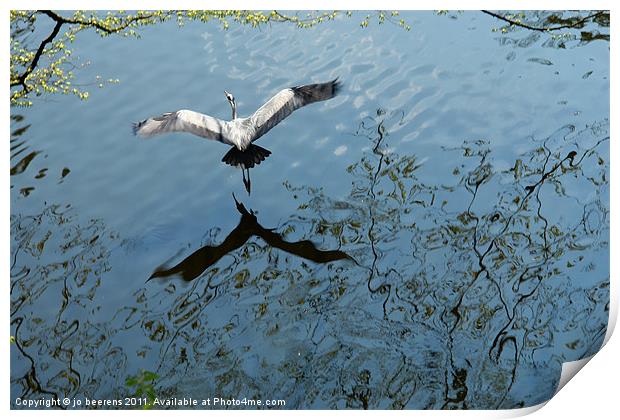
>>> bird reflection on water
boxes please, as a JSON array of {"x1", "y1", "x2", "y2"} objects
[{"x1": 148, "y1": 194, "x2": 353, "y2": 282}]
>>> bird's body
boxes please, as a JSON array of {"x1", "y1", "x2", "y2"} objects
[
  {"x1": 220, "y1": 117, "x2": 258, "y2": 150},
  {"x1": 133, "y1": 78, "x2": 341, "y2": 193}
]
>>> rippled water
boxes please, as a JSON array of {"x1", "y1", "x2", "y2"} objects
[{"x1": 10, "y1": 11, "x2": 609, "y2": 409}]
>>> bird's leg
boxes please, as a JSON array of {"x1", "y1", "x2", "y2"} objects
[{"x1": 242, "y1": 168, "x2": 251, "y2": 195}]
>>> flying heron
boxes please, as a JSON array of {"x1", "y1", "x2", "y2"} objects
[{"x1": 133, "y1": 79, "x2": 342, "y2": 193}]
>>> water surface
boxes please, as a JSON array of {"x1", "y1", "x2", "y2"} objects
[{"x1": 10, "y1": 11, "x2": 609, "y2": 409}]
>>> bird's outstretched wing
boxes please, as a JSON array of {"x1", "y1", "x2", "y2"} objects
[
  {"x1": 133, "y1": 110, "x2": 227, "y2": 143},
  {"x1": 248, "y1": 78, "x2": 341, "y2": 142}
]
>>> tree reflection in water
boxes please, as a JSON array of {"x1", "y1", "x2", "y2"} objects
[
  {"x1": 11, "y1": 111, "x2": 609, "y2": 408},
  {"x1": 11, "y1": 205, "x2": 117, "y2": 403},
  {"x1": 281, "y1": 112, "x2": 608, "y2": 408}
]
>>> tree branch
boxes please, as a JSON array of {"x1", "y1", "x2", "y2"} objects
[
  {"x1": 481, "y1": 10, "x2": 606, "y2": 32},
  {"x1": 40, "y1": 9, "x2": 158, "y2": 34},
  {"x1": 10, "y1": 13, "x2": 63, "y2": 90},
  {"x1": 11, "y1": 10, "x2": 160, "y2": 94},
  {"x1": 271, "y1": 10, "x2": 334, "y2": 25}
]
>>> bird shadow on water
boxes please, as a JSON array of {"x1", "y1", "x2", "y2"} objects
[{"x1": 147, "y1": 193, "x2": 353, "y2": 283}]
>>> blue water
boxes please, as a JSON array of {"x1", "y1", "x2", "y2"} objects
[{"x1": 10, "y1": 11, "x2": 609, "y2": 409}]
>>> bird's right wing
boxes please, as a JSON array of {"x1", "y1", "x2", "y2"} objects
[
  {"x1": 248, "y1": 78, "x2": 341, "y2": 142},
  {"x1": 133, "y1": 110, "x2": 226, "y2": 143}
]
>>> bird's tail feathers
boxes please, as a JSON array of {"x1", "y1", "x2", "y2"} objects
[{"x1": 222, "y1": 145, "x2": 272, "y2": 169}]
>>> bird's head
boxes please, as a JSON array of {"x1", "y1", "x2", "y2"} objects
[{"x1": 224, "y1": 90, "x2": 235, "y2": 105}]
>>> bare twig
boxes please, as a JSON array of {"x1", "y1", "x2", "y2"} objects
[{"x1": 481, "y1": 10, "x2": 606, "y2": 32}]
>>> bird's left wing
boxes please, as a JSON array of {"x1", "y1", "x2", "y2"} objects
[
  {"x1": 248, "y1": 78, "x2": 341, "y2": 142},
  {"x1": 133, "y1": 110, "x2": 227, "y2": 143}
]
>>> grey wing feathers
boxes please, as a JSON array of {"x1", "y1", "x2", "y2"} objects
[
  {"x1": 133, "y1": 110, "x2": 225, "y2": 142},
  {"x1": 250, "y1": 78, "x2": 341, "y2": 141},
  {"x1": 291, "y1": 78, "x2": 342, "y2": 104}
]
